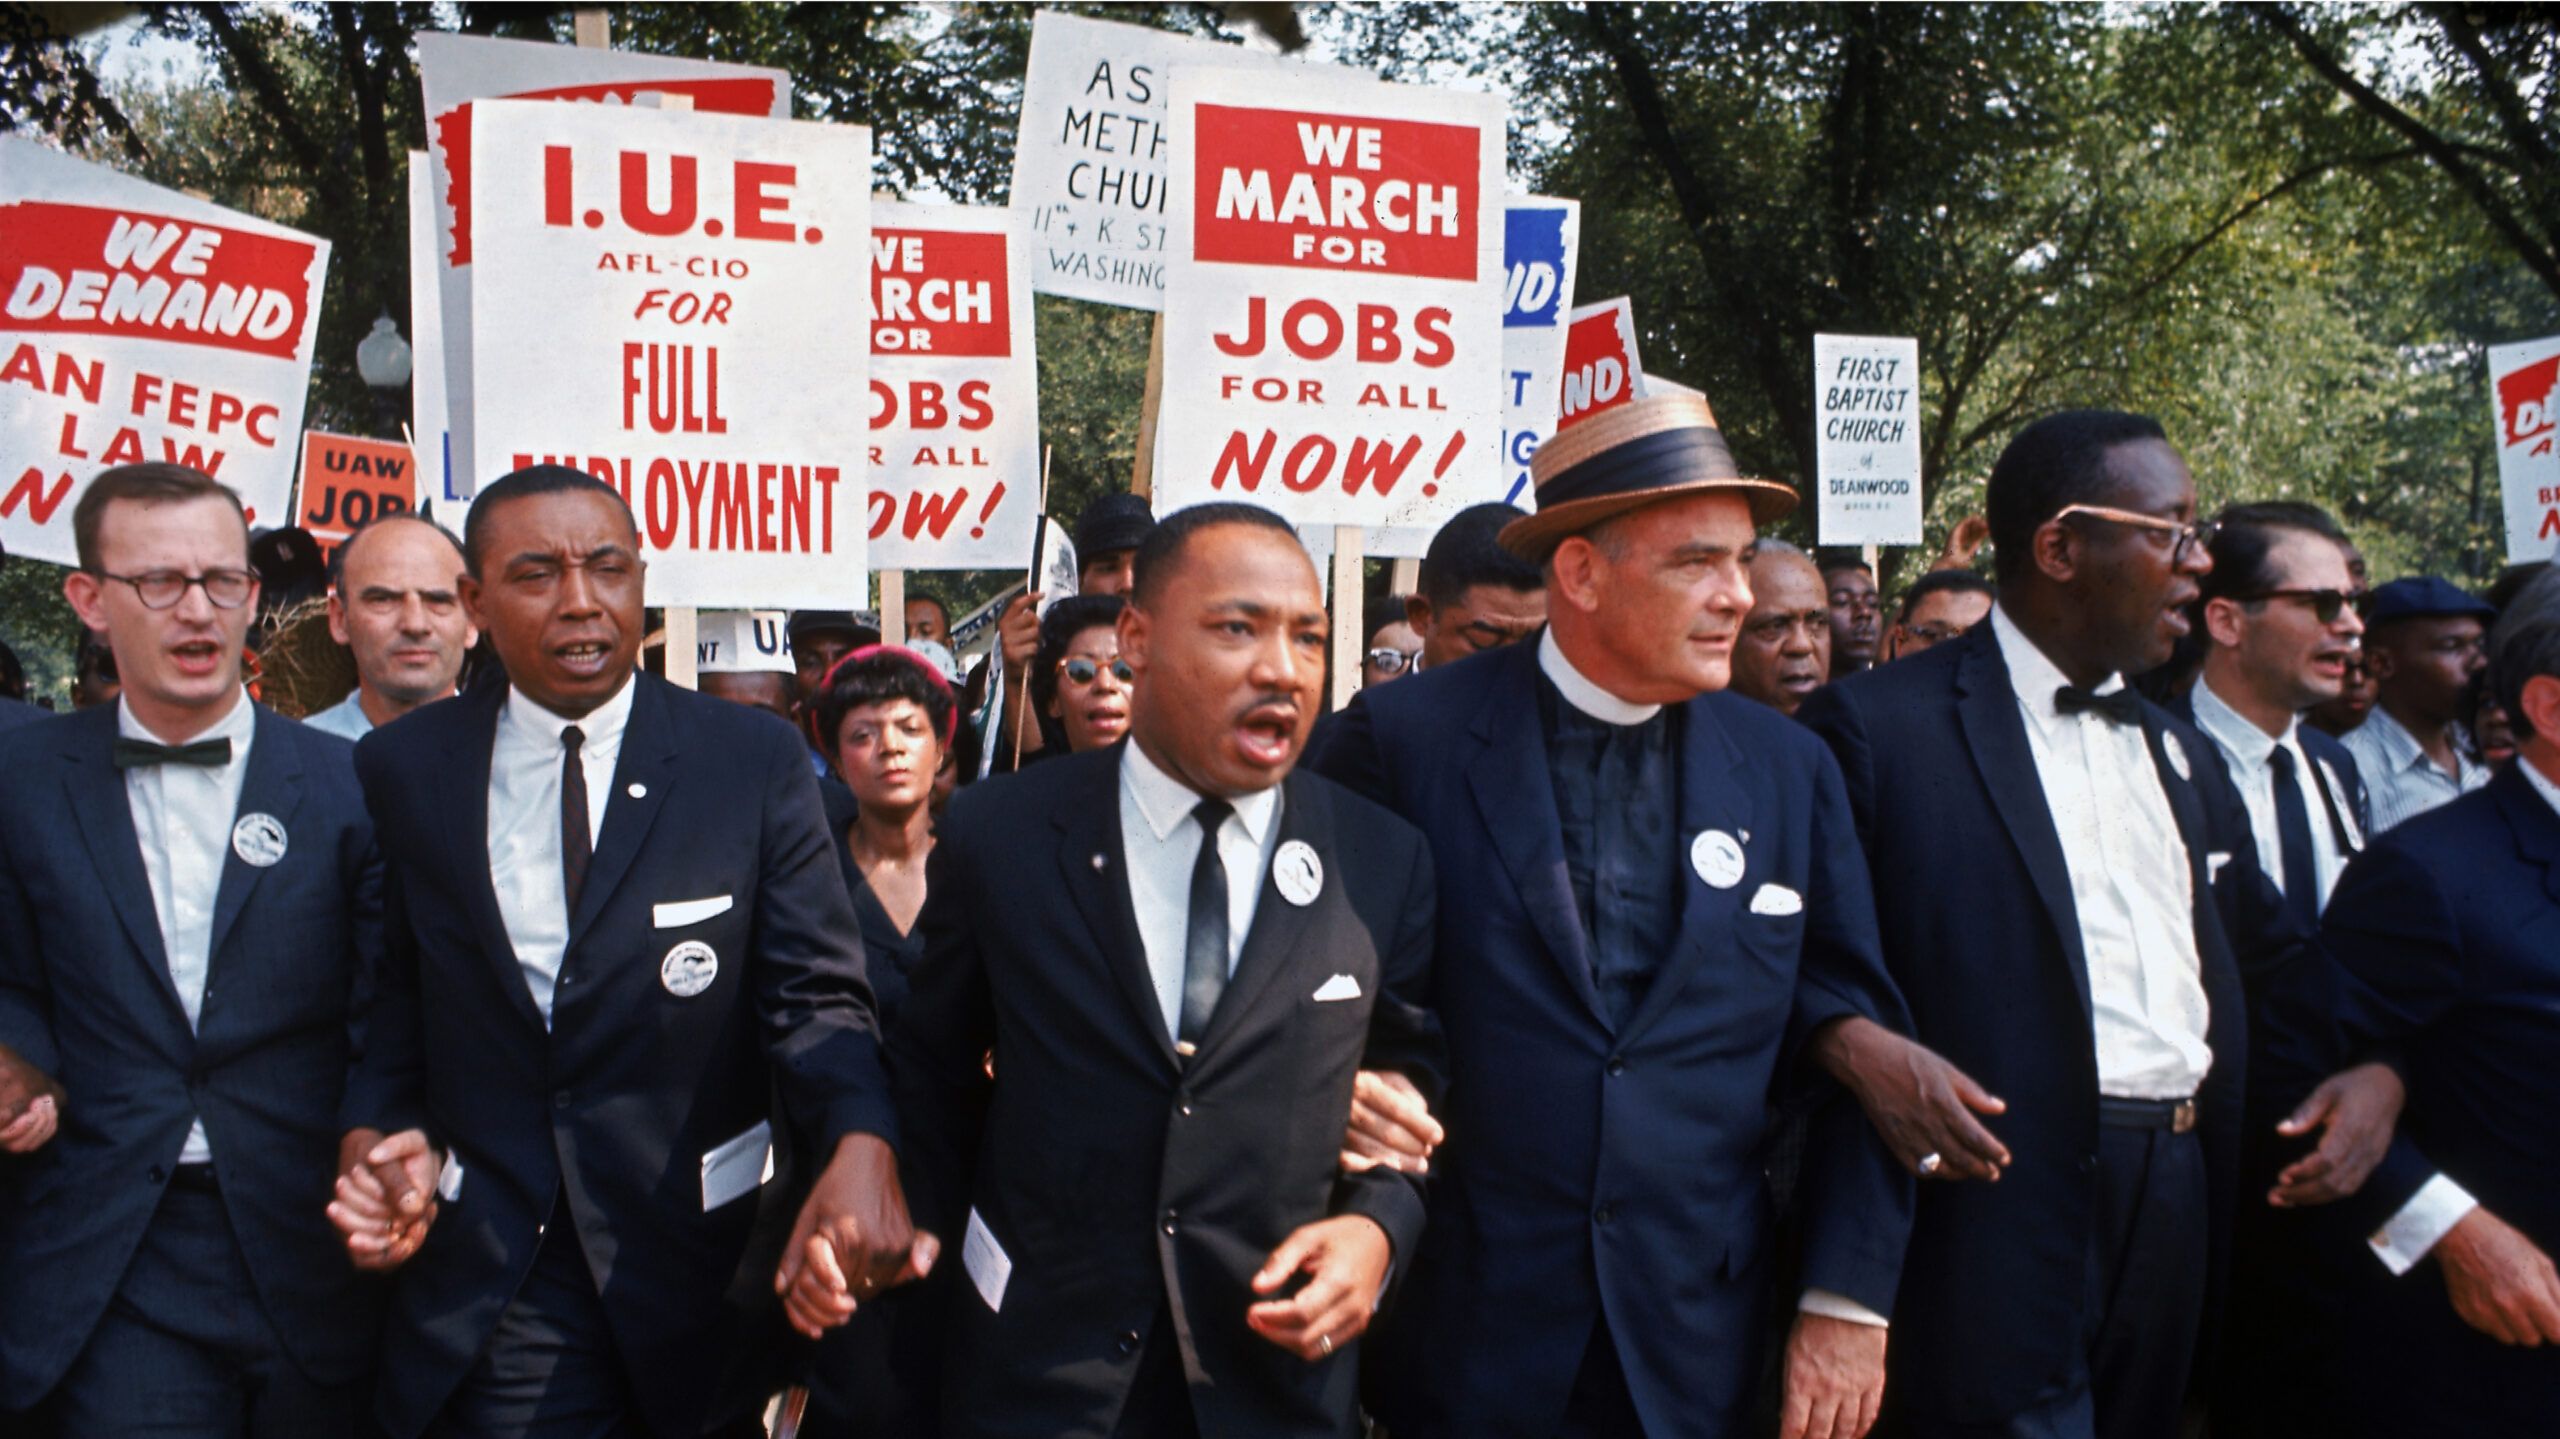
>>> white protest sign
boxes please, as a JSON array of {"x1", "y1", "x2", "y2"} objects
[
  {"x1": 417, "y1": 33, "x2": 790, "y2": 497},
  {"x1": 0, "y1": 138, "x2": 329, "y2": 566},
  {"x1": 1158, "y1": 68, "x2": 1506, "y2": 533},
  {"x1": 407, "y1": 152, "x2": 461, "y2": 524},
  {"x1": 1557, "y1": 297, "x2": 1643, "y2": 431},
  {"x1": 696, "y1": 609, "x2": 793, "y2": 674},
  {"x1": 466, "y1": 100, "x2": 871, "y2": 608},
  {"x1": 1813, "y1": 333, "x2": 1922, "y2": 545},
  {"x1": 2490, "y1": 335, "x2": 2560, "y2": 562},
  {"x1": 867, "y1": 202, "x2": 1040, "y2": 569},
  {"x1": 1500, "y1": 196, "x2": 1579, "y2": 508},
  {"x1": 1009, "y1": 12, "x2": 1301, "y2": 310}
]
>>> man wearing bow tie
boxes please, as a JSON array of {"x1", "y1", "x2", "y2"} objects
[{"x1": 0, "y1": 463, "x2": 387, "y2": 1436}]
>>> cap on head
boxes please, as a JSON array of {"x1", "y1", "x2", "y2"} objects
[
  {"x1": 2364, "y1": 576, "x2": 2496, "y2": 628},
  {"x1": 1076, "y1": 492, "x2": 1157, "y2": 559},
  {"x1": 788, "y1": 609, "x2": 879, "y2": 647},
  {"x1": 1501, "y1": 392, "x2": 1796, "y2": 561}
]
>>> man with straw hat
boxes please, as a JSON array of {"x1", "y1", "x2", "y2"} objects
[{"x1": 1315, "y1": 391, "x2": 1915, "y2": 1439}]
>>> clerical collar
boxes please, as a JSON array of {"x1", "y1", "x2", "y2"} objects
[{"x1": 1538, "y1": 629, "x2": 1663, "y2": 727}]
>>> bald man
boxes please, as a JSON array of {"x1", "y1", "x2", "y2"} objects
[{"x1": 1731, "y1": 542, "x2": 1833, "y2": 718}]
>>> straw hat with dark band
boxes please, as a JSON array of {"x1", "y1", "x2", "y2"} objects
[{"x1": 1501, "y1": 392, "x2": 1798, "y2": 560}]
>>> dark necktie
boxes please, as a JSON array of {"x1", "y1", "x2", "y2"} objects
[
  {"x1": 1177, "y1": 797, "x2": 1234, "y2": 1058},
  {"x1": 2266, "y1": 744, "x2": 2320, "y2": 928},
  {"x1": 560, "y1": 725, "x2": 592, "y2": 917},
  {"x1": 2053, "y1": 685, "x2": 2142, "y2": 726},
  {"x1": 112, "y1": 736, "x2": 231, "y2": 769}
]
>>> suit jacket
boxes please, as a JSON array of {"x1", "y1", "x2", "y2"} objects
[
  {"x1": 0, "y1": 695, "x2": 38, "y2": 731},
  {"x1": 0, "y1": 704, "x2": 385, "y2": 1407},
  {"x1": 1313, "y1": 639, "x2": 1912, "y2": 1439},
  {"x1": 2312, "y1": 767, "x2": 2560, "y2": 1424},
  {"x1": 344, "y1": 673, "x2": 899, "y2": 1439},
  {"x1": 1799, "y1": 620, "x2": 2301, "y2": 1424},
  {"x1": 891, "y1": 745, "x2": 1441, "y2": 1439}
]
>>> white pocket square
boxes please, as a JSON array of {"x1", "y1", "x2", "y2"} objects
[
  {"x1": 653, "y1": 894, "x2": 734, "y2": 928},
  {"x1": 1311, "y1": 973, "x2": 1362, "y2": 1002},
  {"x1": 1748, "y1": 883, "x2": 1804, "y2": 917},
  {"x1": 2206, "y1": 852, "x2": 2232, "y2": 883}
]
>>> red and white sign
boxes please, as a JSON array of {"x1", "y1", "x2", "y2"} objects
[
  {"x1": 466, "y1": 100, "x2": 871, "y2": 608},
  {"x1": 1159, "y1": 68, "x2": 1505, "y2": 532},
  {"x1": 866, "y1": 202, "x2": 1038, "y2": 570},
  {"x1": 417, "y1": 33, "x2": 789, "y2": 498},
  {"x1": 2491, "y1": 335, "x2": 2560, "y2": 562},
  {"x1": 297, "y1": 430, "x2": 417, "y2": 560},
  {"x1": 0, "y1": 138, "x2": 329, "y2": 567},
  {"x1": 1557, "y1": 297, "x2": 1644, "y2": 431}
]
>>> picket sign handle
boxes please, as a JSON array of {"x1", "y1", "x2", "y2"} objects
[
  {"x1": 1331, "y1": 524, "x2": 1364, "y2": 713},
  {"x1": 1389, "y1": 557, "x2": 1419, "y2": 598},
  {"x1": 652, "y1": 67, "x2": 705, "y2": 686},
  {"x1": 1131, "y1": 313, "x2": 1166, "y2": 499},
  {"x1": 880, "y1": 570, "x2": 907, "y2": 646}
]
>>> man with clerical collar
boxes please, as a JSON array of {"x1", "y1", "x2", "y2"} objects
[{"x1": 1315, "y1": 392, "x2": 1917, "y2": 1439}]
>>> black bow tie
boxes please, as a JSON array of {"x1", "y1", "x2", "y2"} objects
[
  {"x1": 2053, "y1": 685, "x2": 2142, "y2": 726},
  {"x1": 112, "y1": 736, "x2": 233, "y2": 770}
]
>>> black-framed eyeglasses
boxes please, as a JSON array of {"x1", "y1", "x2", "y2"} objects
[
  {"x1": 1365, "y1": 647, "x2": 1421, "y2": 676},
  {"x1": 2235, "y1": 587, "x2": 2352, "y2": 623},
  {"x1": 1059, "y1": 656, "x2": 1133, "y2": 687},
  {"x1": 2051, "y1": 504, "x2": 2217, "y2": 564},
  {"x1": 90, "y1": 568, "x2": 257, "y2": 610}
]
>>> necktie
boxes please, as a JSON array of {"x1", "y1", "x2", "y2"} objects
[
  {"x1": 1177, "y1": 797, "x2": 1234, "y2": 1057},
  {"x1": 2053, "y1": 685, "x2": 2143, "y2": 725},
  {"x1": 561, "y1": 725, "x2": 592, "y2": 917},
  {"x1": 2266, "y1": 744, "x2": 2320, "y2": 928},
  {"x1": 113, "y1": 736, "x2": 231, "y2": 769}
]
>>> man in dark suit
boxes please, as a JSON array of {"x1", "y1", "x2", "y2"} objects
[
  {"x1": 0, "y1": 693, "x2": 37, "y2": 729},
  {"x1": 894, "y1": 502, "x2": 1441, "y2": 1439},
  {"x1": 1798, "y1": 411, "x2": 2393, "y2": 1439},
  {"x1": 2309, "y1": 567, "x2": 2560, "y2": 1435},
  {"x1": 0, "y1": 462, "x2": 385, "y2": 1435},
  {"x1": 1315, "y1": 393, "x2": 1913, "y2": 1439},
  {"x1": 327, "y1": 465, "x2": 924, "y2": 1439}
]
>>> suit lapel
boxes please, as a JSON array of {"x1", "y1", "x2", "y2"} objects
[
  {"x1": 1618, "y1": 699, "x2": 1751, "y2": 1048},
  {"x1": 569, "y1": 676, "x2": 678, "y2": 944},
  {"x1": 59, "y1": 710, "x2": 185, "y2": 1024},
  {"x1": 1465, "y1": 649, "x2": 1609, "y2": 1031},
  {"x1": 1954, "y1": 628, "x2": 2093, "y2": 1020},
  {"x1": 1057, "y1": 746, "x2": 1179, "y2": 1071},
  {"x1": 448, "y1": 682, "x2": 545, "y2": 1031},
  {"x1": 2138, "y1": 714, "x2": 2215, "y2": 931},
  {"x1": 1193, "y1": 770, "x2": 1328, "y2": 1065},
  {"x1": 204, "y1": 708, "x2": 306, "y2": 973},
  {"x1": 2492, "y1": 768, "x2": 2560, "y2": 909}
]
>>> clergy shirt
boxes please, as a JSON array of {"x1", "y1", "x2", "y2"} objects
[
  {"x1": 1537, "y1": 634, "x2": 1680, "y2": 1031},
  {"x1": 121, "y1": 688, "x2": 258, "y2": 1165},
  {"x1": 1119, "y1": 739, "x2": 1281, "y2": 1040},
  {"x1": 2190, "y1": 677, "x2": 2349, "y2": 912},
  {"x1": 1992, "y1": 607, "x2": 2212, "y2": 1100},
  {"x1": 487, "y1": 677, "x2": 632, "y2": 1026},
  {"x1": 2341, "y1": 705, "x2": 2490, "y2": 835}
]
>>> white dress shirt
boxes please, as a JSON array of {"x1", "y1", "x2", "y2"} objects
[
  {"x1": 120, "y1": 689, "x2": 257, "y2": 1165},
  {"x1": 2189, "y1": 678, "x2": 2349, "y2": 912},
  {"x1": 2340, "y1": 705, "x2": 2489, "y2": 835},
  {"x1": 1119, "y1": 740, "x2": 1280, "y2": 1041},
  {"x1": 1993, "y1": 608, "x2": 2212, "y2": 1100},
  {"x1": 487, "y1": 678, "x2": 632, "y2": 1026},
  {"x1": 301, "y1": 692, "x2": 373, "y2": 741}
]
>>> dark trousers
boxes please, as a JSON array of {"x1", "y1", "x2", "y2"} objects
[
  {"x1": 35, "y1": 1175, "x2": 363, "y2": 1439},
  {"x1": 1560, "y1": 1316, "x2": 1648, "y2": 1439},
  {"x1": 429, "y1": 1208, "x2": 638, "y2": 1439},
  {"x1": 1109, "y1": 1316, "x2": 1200, "y2": 1439}
]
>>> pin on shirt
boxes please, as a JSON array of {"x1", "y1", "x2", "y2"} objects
[
  {"x1": 1690, "y1": 830, "x2": 1745, "y2": 890},
  {"x1": 1274, "y1": 840, "x2": 1324, "y2": 907},
  {"x1": 661, "y1": 940, "x2": 718, "y2": 998},
  {"x1": 232, "y1": 812, "x2": 288, "y2": 868},
  {"x1": 2162, "y1": 731, "x2": 2191, "y2": 783}
]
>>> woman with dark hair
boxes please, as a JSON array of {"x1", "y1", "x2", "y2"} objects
[
  {"x1": 1030, "y1": 593, "x2": 1132, "y2": 756},
  {"x1": 802, "y1": 646, "x2": 954, "y2": 1438}
]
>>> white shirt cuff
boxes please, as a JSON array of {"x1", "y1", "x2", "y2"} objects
[
  {"x1": 1800, "y1": 1288, "x2": 1889, "y2": 1327},
  {"x1": 2369, "y1": 1173, "x2": 2478, "y2": 1275}
]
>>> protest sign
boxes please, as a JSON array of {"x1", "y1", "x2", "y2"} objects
[
  {"x1": 297, "y1": 430, "x2": 417, "y2": 560},
  {"x1": 1009, "y1": 12, "x2": 1307, "y2": 310},
  {"x1": 406, "y1": 153, "x2": 461, "y2": 521},
  {"x1": 867, "y1": 202, "x2": 1039, "y2": 569},
  {"x1": 1813, "y1": 333, "x2": 1922, "y2": 545},
  {"x1": 0, "y1": 138, "x2": 329, "y2": 568},
  {"x1": 1500, "y1": 197, "x2": 1579, "y2": 508},
  {"x1": 2491, "y1": 335, "x2": 2560, "y2": 562},
  {"x1": 1557, "y1": 297, "x2": 1642, "y2": 431},
  {"x1": 418, "y1": 32, "x2": 789, "y2": 497},
  {"x1": 1158, "y1": 67, "x2": 1506, "y2": 534},
  {"x1": 695, "y1": 609, "x2": 793, "y2": 674},
  {"x1": 465, "y1": 99, "x2": 872, "y2": 608}
]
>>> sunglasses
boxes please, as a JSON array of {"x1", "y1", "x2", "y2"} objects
[
  {"x1": 1059, "y1": 656, "x2": 1133, "y2": 687},
  {"x1": 2235, "y1": 588, "x2": 2353, "y2": 623},
  {"x1": 1366, "y1": 648, "x2": 1421, "y2": 676},
  {"x1": 2051, "y1": 504, "x2": 2217, "y2": 564}
]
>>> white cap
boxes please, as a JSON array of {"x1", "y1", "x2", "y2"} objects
[
  {"x1": 696, "y1": 610, "x2": 795, "y2": 675},
  {"x1": 905, "y1": 638, "x2": 963, "y2": 682}
]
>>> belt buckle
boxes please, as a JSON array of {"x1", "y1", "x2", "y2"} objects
[{"x1": 2171, "y1": 1099, "x2": 2197, "y2": 1134}]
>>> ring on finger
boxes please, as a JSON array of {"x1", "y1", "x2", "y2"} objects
[
  {"x1": 1917, "y1": 1151, "x2": 1944, "y2": 1177},
  {"x1": 1318, "y1": 1333, "x2": 1334, "y2": 1357}
]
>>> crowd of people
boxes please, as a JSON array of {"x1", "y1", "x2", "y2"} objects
[{"x1": 0, "y1": 389, "x2": 2555, "y2": 1439}]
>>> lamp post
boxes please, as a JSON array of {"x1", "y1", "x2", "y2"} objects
[{"x1": 355, "y1": 310, "x2": 412, "y2": 439}]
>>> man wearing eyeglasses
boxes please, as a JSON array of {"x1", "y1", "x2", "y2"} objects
[
  {"x1": 0, "y1": 463, "x2": 387, "y2": 1435},
  {"x1": 1883, "y1": 571, "x2": 1995, "y2": 662},
  {"x1": 304, "y1": 514, "x2": 478, "y2": 741},
  {"x1": 2342, "y1": 576, "x2": 2498, "y2": 834}
]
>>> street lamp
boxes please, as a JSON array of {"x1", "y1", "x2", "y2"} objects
[{"x1": 355, "y1": 310, "x2": 412, "y2": 437}]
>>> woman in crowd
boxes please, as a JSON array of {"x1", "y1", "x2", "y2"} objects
[{"x1": 1031, "y1": 593, "x2": 1133, "y2": 755}]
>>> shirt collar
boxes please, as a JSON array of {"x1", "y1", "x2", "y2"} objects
[
  {"x1": 1992, "y1": 604, "x2": 2125, "y2": 728},
  {"x1": 502, "y1": 672, "x2": 637, "y2": 753},
  {"x1": 118, "y1": 686, "x2": 253, "y2": 755},
  {"x1": 1121, "y1": 738, "x2": 1280, "y2": 846},
  {"x1": 1538, "y1": 629, "x2": 1663, "y2": 727},
  {"x1": 2521, "y1": 753, "x2": 2560, "y2": 823},
  {"x1": 2191, "y1": 676, "x2": 2291, "y2": 771}
]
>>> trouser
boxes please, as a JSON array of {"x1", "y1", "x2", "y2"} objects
[
  {"x1": 429, "y1": 1202, "x2": 639, "y2": 1439},
  {"x1": 37, "y1": 1167, "x2": 364, "y2": 1439},
  {"x1": 1109, "y1": 1313, "x2": 1201, "y2": 1439},
  {"x1": 1560, "y1": 1315, "x2": 1648, "y2": 1439}
]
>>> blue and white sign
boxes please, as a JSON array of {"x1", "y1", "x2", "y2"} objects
[{"x1": 1500, "y1": 197, "x2": 1578, "y2": 508}]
